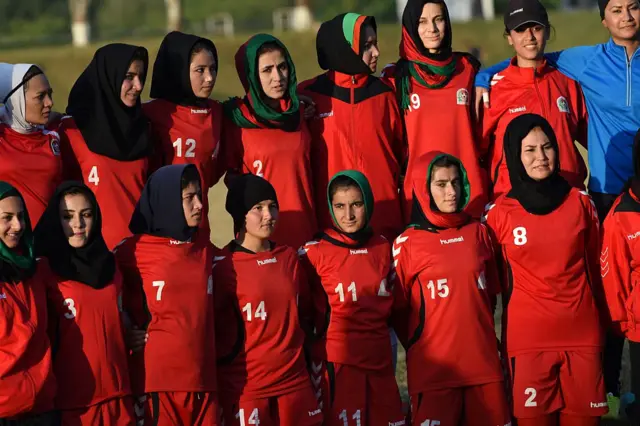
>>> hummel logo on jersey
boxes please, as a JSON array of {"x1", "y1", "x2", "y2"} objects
[
  {"x1": 191, "y1": 108, "x2": 208, "y2": 114},
  {"x1": 350, "y1": 249, "x2": 368, "y2": 255},
  {"x1": 308, "y1": 408, "x2": 322, "y2": 417},
  {"x1": 509, "y1": 106, "x2": 527, "y2": 114},
  {"x1": 440, "y1": 236, "x2": 464, "y2": 245},
  {"x1": 590, "y1": 401, "x2": 608, "y2": 408},
  {"x1": 257, "y1": 257, "x2": 277, "y2": 266},
  {"x1": 628, "y1": 231, "x2": 640, "y2": 240},
  {"x1": 169, "y1": 239, "x2": 190, "y2": 245},
  {"x1": 316, "y1": 111, "x2": 334, "y2": 119},
  {"x1": 389, "y1": 421, "x2": 406, "y2": 426}
]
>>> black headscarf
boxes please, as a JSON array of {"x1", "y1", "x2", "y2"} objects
[
  {"x1": 34, "y1": 182, "x2": 115, "y2": 289},
  {"x1": 129, "y1": 164, "x2": 200, "y2": 242},
  {"x1": 150, "y1": 31, "x2": 218, "y2": 107},
  {"x1": 225, "y1": 174, "x2": 278, "y2": 234},
  {"x1": 316, "y1": 13, "x2": 377, "y2": 76},
  {"x1": 67, "y1": 43, "x2": 152, "y2": 162},
  {"x1": 504, "y1": 114, "x2": 572, "y2": 215}
]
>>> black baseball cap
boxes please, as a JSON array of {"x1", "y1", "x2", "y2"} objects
[{"x1": 504, "y1": 0, "x2": 549, "y2": 31}]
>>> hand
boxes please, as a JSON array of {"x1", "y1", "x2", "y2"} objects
[
  {"x1": 299, "y1": 94, "x2": 316, "y2": 119},
  {"x1": 126, "y1": 325, "x2": 148, "y2": 353},
  {"x1": 474, "y1": 87, "x2": 490, "y2": 122}
]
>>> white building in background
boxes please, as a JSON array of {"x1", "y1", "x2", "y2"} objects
[{"x1": 396, "y1": 0, "x2": 494, "y2": 22}]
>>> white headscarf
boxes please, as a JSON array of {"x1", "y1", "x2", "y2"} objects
[{"x1": 0, "y1": 63, "x2": 42, "y2": 134}]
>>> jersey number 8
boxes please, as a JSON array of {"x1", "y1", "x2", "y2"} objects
[{"x1": 513, "y1": 227, "x2": 528, "y2": 246}]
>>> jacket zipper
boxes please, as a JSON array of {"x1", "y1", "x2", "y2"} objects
[
  {"x1": 350, "y1": 76, "x2": 357, "y2": 166},
  {"x1": 533, "y1": 70, "x2": 548, "y2": 119},
  {"x1": 627, "y1": 53, "x2": 632, "y2": 107}
]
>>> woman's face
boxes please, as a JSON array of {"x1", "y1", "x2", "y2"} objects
[
  {"x1": 361, "y1": 25, "x2": 380, "y2": 73},
  {"x1": 508, "y1": 23, "x2": 548, "y2": 62},
  {"x1": 257, "y1": 49, "x2": 289, "y2": 101},
  {"x1": 418, "y1": 3, "x2": 447, "y2": 53},
  {"x1": 520, "y1": 127, "x2": 557, "y2": 181},
  {"x1": 24, "y1": 74, "x2": 53, "y2": 125},
  {"x1": 59, "y1": 193, "x2": 94, "y2": 249},
  {"x1": 190, "y1": 49, "x2": 217, "y2": 99},
  {"x1": 182, "y1": 181, "x2": 203, "y2": 228},
  {"x1": 244, "y1": 200, "x2": 278, "y2": 239},
  {"x1": 0, "y1": 196, "x2": 25, "y2": 249},
  {"x1": 429, "y1": 165, "x2": 461, "y2": 213},
  {"x1": 120, "y1": 59, "x2": 145, "y2": 107},
  {"x1": 603, "y1": 0, "x2": 640, "y2": 42},
  {"x1": 331, "y1": 186, "x2": 366, "y2": 234}
]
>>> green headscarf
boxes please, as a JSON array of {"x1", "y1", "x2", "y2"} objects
[
  {"x1": 327, "y1": 170, "x2": 374, "y2": 243},
  {"x1": 0, "y1": 181, "x2": 35, "y2": 283},
  {"x1": 224, "y1": 34, "x2": 300, "y2": 130}
]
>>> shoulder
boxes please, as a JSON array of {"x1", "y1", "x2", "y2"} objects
[
  {"x1": 298, "y1": 239, "x2": 323, "y2": 259},
  {"x1": 456, "y1": 52, "x2": 481, "y2": 72},
  {"x1": 297, "y1": 75, "x2": 321, "y2": 93},
  {"x1": 59, "y1": 115, "x2": 78, "y2": 131},
  {"x1": 380, "y1": 62, "x2": 399, "y2": 86}
]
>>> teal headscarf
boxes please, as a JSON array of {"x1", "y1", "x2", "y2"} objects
[
  {"x1": 327, "y1": 170, "x2": 374, "y2": 244},
  {"x1": 0, "y1": 181, "x2": 35, "y2": 283}
]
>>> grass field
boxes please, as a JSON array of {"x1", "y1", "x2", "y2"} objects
[{"x1": 1, "y1": 11, "x2": 629, "y2": 423}]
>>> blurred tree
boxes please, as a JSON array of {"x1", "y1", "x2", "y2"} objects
[
  {"x1": 69, "y1": 0, "x2": 91, "y2": 46},
  {"x1": 166, "y1": 0, "x2": 182, "y2": 31}
]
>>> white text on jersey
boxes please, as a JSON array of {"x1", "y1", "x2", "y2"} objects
[
  {"x1": 257, "y1": 257, "x2": 277, "y2": 266},
  {"x1": 349, "y1": 249, "x2": 368, "y2": 255},
  {"x1": 440, "y1": 236, "x2": 464, "y2": 245}
]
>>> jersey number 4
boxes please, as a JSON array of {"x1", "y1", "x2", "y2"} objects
[
  {"x1": 242, "y1": 301, "x2": 267, "y2": 321},
  {"x1": 236, "y1": 408, "x2": 260, "y2": 426}
]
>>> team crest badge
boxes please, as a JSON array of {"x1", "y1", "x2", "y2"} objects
[
  {"x1": 50, "y1": 140, "x2": 61, "y2": 156},
  {"x1": 556, "y1": 96, "x2": 570, "y2": 113},
  {"x1": 456, "y1": 88, "x2": 469, "y2": 106}
]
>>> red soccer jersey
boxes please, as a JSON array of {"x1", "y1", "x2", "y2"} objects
[
  {"x1": 482, "y1": 59, "x2": 588, "y2": 199},
  {"x1": 59, "y1": 117, "x2": 150, "y2": 250},
  {"x1": 484, "y1": 189, "x2": 604, "y2": 355},
  {"x1": 299, "y1": 229, "x2": 395, "y2": 373},
  {"x1": 213, "y1": 243, "x2": 311, "y2": 401},
  {"x1": 390, "y1": 222, "x2": 504, "y2": 394},
  {"x1": 601, "y1": 189, "x2": 640, "y2": 341},
  {"x1": 46, "y1": 268, "x2": 131, "y2": 410},
  {"x1": 115, "y1": 233, "x2": 216, "y2": 394},
  {"x1": 382, "y1": 56, "x2": 488, "y2": 220},
  {"x1": 298, "y1": 72, "x2": 405, "y2": 241},
  {"x1": 223, "y1": 113, "x2": 317, "y2": 249},
  {"x1": 0, "y1": 124, "x2": 62, "y2": 225},
  {"x1": 143, "y1": 99, "x2": 224, "y2": 232},
  {"x1": 0, "y1": 258, "x2": 56, "y2": 418}
]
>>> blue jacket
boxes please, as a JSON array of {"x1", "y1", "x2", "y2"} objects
[{"x1": 476, "y1": 39, "x2": 640, "y2": 195}]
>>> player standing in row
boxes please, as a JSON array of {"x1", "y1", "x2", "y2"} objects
[
  {"x1": 0, "y1": 63, "x2": 61, "y2": 225},
  {"x1": 0, "y1": 182, "x2": 57, "y2": 425},
  {"x1": 299, "y1": 14, "x2": 405, "y2": 241},
  {"x1": 484, "y1": 114, "x2": 606, "y2": 425},
  {"x1": 34, "y1": 182, "x2": 134, "y2": 425},
  {"x1": 600, "y1": 129, "x2": 640, "y2": 422},
  {"x1": 223, "y1": 34, "x2": 316, "y2": 249},
  {"x1": 382, "y1": 0, "x2": 488, "y2": 220},
  {"x1": 481, "y1": 0, "x2": 588, "y2": 199},
  {"x1": 116, "y1": 164, "x2": 217, "y2": 425},
  {"x1": 392, "y1": 153, "x2": 510, "y2": 426},
  {"x1": 214, "y1": 173, "x2": 321, "y2": 426},
  {"x1": 61, "y1": 43, "x2": 153, "y2": 250},
  {"x1": 145, "y1": 31, "x2": 224, "y2": 234},
  {"x1": 299, "y1": 170, "x2": 405, "y2": 426}
]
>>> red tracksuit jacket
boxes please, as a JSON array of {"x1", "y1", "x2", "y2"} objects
[
  {"x1": 46, "y1": 268, "x2": 131, "y2": 410},
  {"x1": 382, "y1": 56, "x2": 488, "y2": 219},
  {"x1": 482, "y1": 59, "x2": 588, "y2": 199},
  {"x1": 484, "y1": 189, "x2": 604, "y2": 355},
  {"x1": 115, "y1": 233, "x2": 216, "y2": 394},
  {"x1": 298, "y1": 72, "x2": 405, "y2": 241},
  {"x1": 223, "y1": 113, "x2": 317, "y2": 249},
  {"x1": 59, "y1": 117, "x2": 150, "y2": 250},
  {"x1": 601, "y1": 188, "x2": 640, "y2": 341},
  {"x1": 214, "y1": 243, "x2": 312, "y2": 401},
  {"x1": 0, "y1": 259, "x2": 56, "y2": 418},
  {"x1": 0, "y1": 124, "x2": 62, "y2": 225},
  {"x1": 299, "y1": 229, "x2": 395, "y2": 373},
  {"x1": 391, "y1": 222, "x2": 504, "y2": 394},
  {"x1": 143, "y1": 99, "x2": 224, "y2": 232}
]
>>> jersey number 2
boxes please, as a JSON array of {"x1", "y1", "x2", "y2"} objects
[{"x1": 173, "y1": 138, "x2": 196, "y2": 158}]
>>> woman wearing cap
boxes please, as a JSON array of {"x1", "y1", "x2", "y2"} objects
[
  {"x1": 223, "y1": 34, "x2": 316, "y2": 249},
  {"x1": 214, "y1": 173, "x2": 321, "y2": 426},
  {"x1": 116, "y1": 164, "x2": 217, "y2": 425},
  {"x1": 298, "y1": 14, "x2": 405, "y2": 241},
  {"x1": 144, "y1": 31, "x2": 223, "y2": 234},
  {"x1": 484, "y1": 114, "x2": 606, "y2": 426},
  {"x1": 391, "y1": 152, "x2": 510, "y2": 426},
  {"x1": 381, "y1": 0, "x2": 488, "y2": 221},
  {"x1": 0, "y1": 63, "x2": 62, "y2": 225},
  {"x1": 481, "y1": 0, "x2": 589, "y2": 200},
  {"x1": 60, "y1": 44, "x2": 153, "y2": 250},
  {"x1": 477, "y1": 0, "x2": 639, "y2": 413},
  {"x1": 0, "y1": 182, "x2": 57, "y2": 424},
  {"x1": 34, "y1": 182, "x2": 134, "y2": 425},
  {"x1": 298, "y1": 170, "x2": 405, "y2": 426}
]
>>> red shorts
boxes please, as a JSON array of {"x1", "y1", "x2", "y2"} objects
[
  {"x1": 508, "y1": 351, "x2": 607, "y2": 418},
  {"x1": 60, "y1": 396, "x2": 135, "y2": 426},
  {"x1": 410, "y1": 382, "x2": 511, "y2": 426},
  {"x1": 138, "y1": 392, "x2": 218, "y2": 426},
  {"x1": 220, "y1": 386, "x2": 322, "y2": 426},
  {"x1": 322, "y1": 362, "x2": 405, "y2": 426}
]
